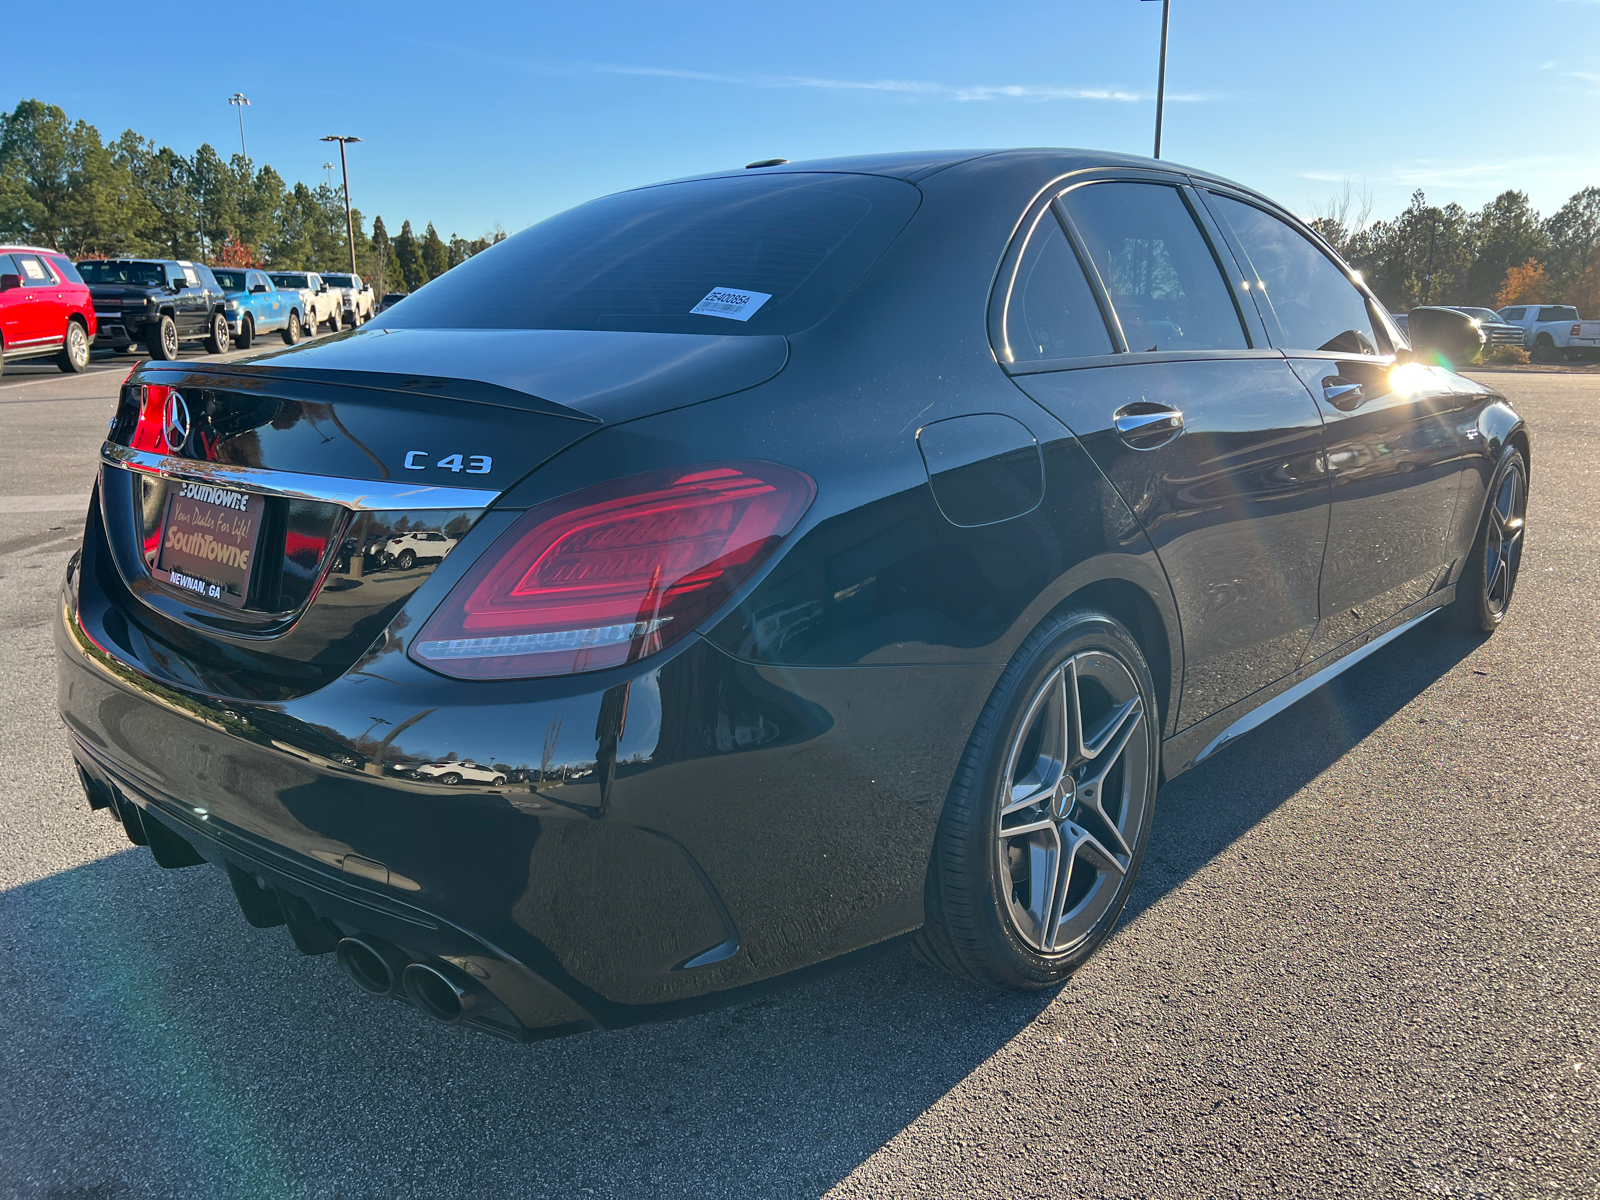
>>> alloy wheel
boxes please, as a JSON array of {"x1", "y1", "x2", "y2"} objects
[
  {"x1": 1484, "y1": 458, "x2": 1526, "y2": 615},
  {"x1": 162, "y1": 320, "x2": 178, "y2": 359},
  {"x1": 996, "y1": 651, "x2": 1151, "y2": 954},
  {"x1": 67, "y1": 323, "x2": 89, "y2": 368}
]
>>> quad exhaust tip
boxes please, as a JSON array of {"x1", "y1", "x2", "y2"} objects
[{"x1": 401, "y1": 962, "x2": 481, "y2": 1024}]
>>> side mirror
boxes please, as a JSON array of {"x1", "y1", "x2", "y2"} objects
[
  {"x1": 1406, "y1": 307, "x2": 1486, "y2": 370},
  {"x1": 0, "y1": 273, "x2": 20, "y2": 292},
  {"x1": 168, "y1": 280, "x2": 184, "y2": 292},
  {"x1": 250, "y1": 283, "x2": 267, "y2": 293}
]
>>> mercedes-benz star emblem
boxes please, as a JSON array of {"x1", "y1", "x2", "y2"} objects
[{"x1": 162, "y1": 391, "x2": 191, "y2": 454}]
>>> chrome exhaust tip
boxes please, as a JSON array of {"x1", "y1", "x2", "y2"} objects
[
  {"x1": 401, "y1": 962, "x2": 481, "y2": 1024},
  {"x1": 336, "y1": 936, "x2": 407, "y2": 997}
]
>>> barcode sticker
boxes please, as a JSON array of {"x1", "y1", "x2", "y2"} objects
[{"x1": 690, "y1": 287, "x2": 772, "y2": 322}]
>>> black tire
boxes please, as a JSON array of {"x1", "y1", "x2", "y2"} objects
[
  {"x1": 146, "y1": 315, "x2": 179, "y2": 361},
  {"x1": 234, "y1": 315, "x2": 253, "y2": 350},
  {"x1": 281, "y1": 311, "x2": 302, "y2": 345},
  {"x1": 204, "y1": 312, "x2": 229, "y2": 355},
  {"x1": 438, "y1": 772, "x2": 462, "y2": 786},
  {"x1": 1532, "y1": 335, "x2": 1559, "y2": 363},
  {"x1": 915, "y1": 609, "x2": 1160, "y2": 990},
  {"x1": 491, "y1": 776, "x2": 506, "y2": 788},
  {"x1": 1444, "y1": 444, "x2": 1527, "y2": 635},
  {"x1": 56, "y1": 319, "x2": 90, "y2": 373},
  {"x1": 395, "y1": 549, "x2": 416, "y2": 570}
]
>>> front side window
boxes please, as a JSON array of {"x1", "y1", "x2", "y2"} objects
[
  {"x1": 1002, "y1": 211, "x2": 1113, "y2": 361},
  {"x1": 1061, "y1": 182, "x2": 1247, "y2": 353},
  {"x1": 1210, "y1": 193, "x2": 1380, "y2": 355}
]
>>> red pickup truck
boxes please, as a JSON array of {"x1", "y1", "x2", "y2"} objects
[{"x1": 0, "y1": 245, "x2": 96, "y2": 374}]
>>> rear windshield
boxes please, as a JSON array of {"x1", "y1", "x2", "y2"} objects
[
  {"x1": 79, "y1": 261, "x2": 166, "y2": 286},
  {"x1": 322, "y1": 274, "x2": 353, "y2": 287},
  {"x1": 213, "y1": 269, "x2": 248, "y2": 290},
  {"x1": 377, "y1": 172, "x2": 921, "y2": 335},
  {"x1": 271, "y1": 273, "x2": 309, "y2": 288}
]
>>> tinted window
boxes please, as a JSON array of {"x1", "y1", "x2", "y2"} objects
[
  {"x1": 1062, "y1": 182, "x2": 1246, "y2": 352},
  {"x1": 1499, "y1": 307, "x2": 1526, "y2": 320},
  {"x1": 1209, "y1": 193, "x2": 1377, "y2": 355},
  {"x1": 213, "y1": 269, "x2": 248, "y2": 291},
  {"x1": 322, "y1": 275, "x2": 353, "y2": 287},
  {"x1": 1538, "y1": 306, "x2": 1579, "y2": 322},
  {"x1": 0, "y1": 253, "x2": 16, "y2": 278},
  {"x1": 271, "y1": 274, "x2": 309, "y2": 289},
  {"x1": 15, "y1": 254, "x2": 57, "y2": 286},
  {"x1": 78, "y1": 261, "x2": 167, "y2": 286},
  {"x1": 380, "y1": 173, "x2": 920, "y2": 335},
  {"x1": 47, "y1": 255, "x2": 84, "y2": 285},
  {"x1": 1003, "y1": 213, "x2": 1113, "y2": 361}
]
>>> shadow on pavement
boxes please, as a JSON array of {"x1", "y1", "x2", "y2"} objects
[{"x1": 0, "y1": 624, "x2": 1480, "y2": 1199}]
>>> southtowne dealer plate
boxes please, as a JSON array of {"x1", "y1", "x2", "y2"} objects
[{"x1": 154, "y1": 482, "x2": 265, "y2": 608}]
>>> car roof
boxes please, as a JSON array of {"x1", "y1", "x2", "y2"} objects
[{"x1": 0, "y1": 245, "x2": 70, "y2": 256}]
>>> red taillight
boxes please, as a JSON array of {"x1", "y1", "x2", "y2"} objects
[
  {"x1": 411, "y1": 461, "x2": 816, "y2": 679},
  {"x1": 1573, "y1": 324, "x2": 1583, "y2": 336},
  {"x1": 128, "y1": 384, "x2": 172, "y2": 453}
]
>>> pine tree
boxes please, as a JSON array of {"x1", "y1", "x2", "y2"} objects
[
  {"x1": 420, "y1": 221, "x2": 448, "y2": 281},
  {"x1": 394, "y1": 219, "x2": 421, "y2": 292}
]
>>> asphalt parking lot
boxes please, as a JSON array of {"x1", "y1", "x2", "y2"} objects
[{"x1": 0, "y1": 358, "x2": 1594, "y2": 1198}]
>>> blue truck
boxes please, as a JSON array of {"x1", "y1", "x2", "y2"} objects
[{"x1": 211, "y1": 267, "x2": 307, "y2": 348}]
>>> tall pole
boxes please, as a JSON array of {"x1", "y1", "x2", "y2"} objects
[
  {"x1": 228, "y1": 93, "x2": 250, "y2": 160},
  {"x1": 1422, "y1": 215, "x2": 1438, "y2": 306},
  {"x1": 321, "y1": 135, "x2": 363, "y2": 277},
  {"x1": 1153, "y1": 0, "x2": 1171, "y2": 159}
]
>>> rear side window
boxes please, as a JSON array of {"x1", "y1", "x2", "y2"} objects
[
  {"x1": 380, "y1": 172, "x2": 921, "y2": 335},
  {"x1": 1061, "y1": 182, "x2": 1247, "y2": 352},
  {"x1": 15, "y1": 254, "x2": 57, "y2": 286},
  {"x1": 1208, "y1": 194, "x2": 1379, "y2": 355},
  {"x1": 47, "y1": 255, "x2": 84, "y2": 285},
  {"x1": 1002, "y1": 212, "x2": 1113, "y2": 361}
]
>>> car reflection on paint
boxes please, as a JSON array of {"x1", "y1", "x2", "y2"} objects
[
  {"x1": 409, "y1": 760, "x2": 507, "y2": 787},
  {"x1": 381, "y1": 530, "x2": 458, "y2": 571}
]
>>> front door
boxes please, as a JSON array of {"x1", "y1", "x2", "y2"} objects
[
  {"x1": 1196, "y1": 189, "x2": 1475, "y2": 658},
  {"x1": 1004, "y1": 177, "x2": 1331, "y2": 731}
]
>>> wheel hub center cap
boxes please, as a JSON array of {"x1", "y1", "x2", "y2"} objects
[{"x1": 1053, "y1": 774, "x2": 1076, "y2": 821}]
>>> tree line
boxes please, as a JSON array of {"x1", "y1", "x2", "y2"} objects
[
  {"x1": 1308, "y1": 182, "x2": 1600, "y2": 314},
  {"x1": 0, "y1": 99, "x2": 503, "y2": 297}
]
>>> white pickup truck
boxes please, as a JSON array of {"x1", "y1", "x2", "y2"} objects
[
  {"x1": 319, "y1": 272, "x2": 376, "y2": 327},
  {"x1": 267, "y1": 270, "x2": 343, "y2": 333},
  {"x1": 1495, "y1": 303, "x2": 1600, "y2": 361}
]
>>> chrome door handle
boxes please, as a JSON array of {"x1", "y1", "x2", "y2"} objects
[
  {"x1": 1322, "y1": 378, "x2": 1365, "y2": 408},
  {"x1": 1113, "y1": 405, "x2": 1184, "y2": 447}
]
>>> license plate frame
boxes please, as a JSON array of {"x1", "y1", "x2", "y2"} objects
[{"x1": 153, "y1": 481, "x2": 266, "y2": 609}]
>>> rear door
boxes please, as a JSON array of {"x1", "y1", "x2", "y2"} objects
[
  {"x1": 1002, "y1": 175, "x2": 1331, "y2": 731},
  {"x1": 1198, "y1": 188, "x2": 1479, "y2": 657},
  {"x1": 13, "y1": 252, "x2": 60, "y2": 347}
]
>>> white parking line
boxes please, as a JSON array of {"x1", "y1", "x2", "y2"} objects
[{"x1": 0, "y1": 495, "x2": 93, "y2": 513}]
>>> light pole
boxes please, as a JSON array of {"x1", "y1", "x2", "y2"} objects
[
  {"x1": 1141, "y1": 0, "x2": 1171, "y2": 159},
  {"x1": 228, "y1": 93, "x2": 250, "y2": 160},
  {"x1": 322, "y1": 161, "x2": 335, "y2": 189},
  {"x1": 321, "y1": 135, "x2": 363, "y2": 277}
]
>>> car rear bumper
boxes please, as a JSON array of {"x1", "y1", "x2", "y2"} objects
[{"x1": 56, "y1": 554, "x2": 985, "y2": 1035}]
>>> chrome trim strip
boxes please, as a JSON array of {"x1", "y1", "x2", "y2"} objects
[
  {"x1": 1193, "y1": 608, "x2": 1440, "y2": 765},
  {"x1": 102, "y1": 442, "x2": 500, "y2": 511}
]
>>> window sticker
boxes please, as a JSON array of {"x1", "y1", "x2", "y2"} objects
[
  {"x1": 690, "y1": 287, "x2": 772, "y2": 322},
  {"x1": 19, "y1": 257, "x2": 47, "y2": 281}
]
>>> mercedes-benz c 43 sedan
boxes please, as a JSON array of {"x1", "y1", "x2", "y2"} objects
[{"x1": 57, "y1": 150, "x2": 1529, "y2": 1040}]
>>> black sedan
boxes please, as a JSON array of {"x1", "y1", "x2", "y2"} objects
[{"x1": 57, "y1": 150, "x2": 1529, "y2": 1040}]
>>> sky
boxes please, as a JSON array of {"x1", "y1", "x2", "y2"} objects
[{"x1": 12, "y1": 0, "x2": 1600, "y2": 238}]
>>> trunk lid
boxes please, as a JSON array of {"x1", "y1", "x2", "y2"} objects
[{"x1": 89, "y1": 328, "x2": 788, "y2": 699}]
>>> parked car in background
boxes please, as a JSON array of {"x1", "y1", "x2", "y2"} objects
[
  {"x1": 212, "y1": 268, "x2": 303, "y2": 348},
  {"x1": 381, "y1": 530, "x2": 458, "y2": 570},
  {"x1": 1496, "y1": 304, "x2": 1600, "y2": 360},
  {"x1": 377, "y1": 291, "x2": 407, "y2": 314},
  {"x1": 78, "y1": 259, "x2": 229, "y2": 360},
  {"x1": 0, "y1": 245, "x2": 96, "y2": 373},
  {"x1": 409, "y1": 761, "x2": 506, "y2": 787},
  {"x1": 1442, "y1": 306, "x2": 1524, "y2": 349},
  {"x1": 319, "y1": 272, "x2": 375, "y2": 326},
  {"x1": 268, "y1": 270, "x2": 340, "y2": 333}
]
